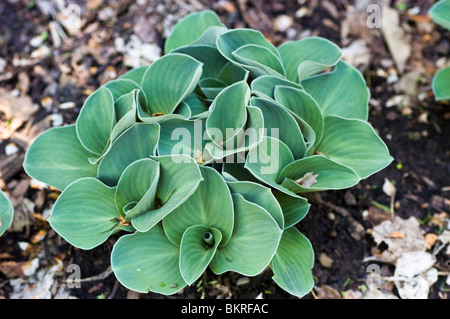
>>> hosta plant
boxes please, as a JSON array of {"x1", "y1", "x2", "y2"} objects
[
  {"x1": 430, "y1": 0, "x2": 450, "y2": 101},
  {"x1": 22, "y1": 10, "x2": 393, "y2": 297}
]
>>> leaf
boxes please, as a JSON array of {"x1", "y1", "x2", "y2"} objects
[
  {"x1": 23, "y1": 125, "x2": 98, "y2": 191},
  {"x1": 245, "y1": 136, "x2": 294, "y2": 188},
  {"x1": 158, "y1": 118, "x2": 210, "y2": 164},
  {"x1": 130, "y1": 155, "x2": 203, "y2": 232},
  {"x1": 115, "y1": 158, "x2": 160, "y2": 219},
  {"x1": 173, "y1": 45, "x2": 228, "y2": 79},
  {"x1": 250, "y1": 97, "x2": 306, "y2": 159},
  {"x1": 140, "y1": 53, "x2": 203, "y2": 115},
  {"x1": 271, "y1": 227, "x2": 315, "y2": 298},
  {"x1": 273, "y1": 191, "x2": 310, "y2": 229},
  {"x1": 251, "y1": 75, "x2": 303, "y2": 100},
  {"x1": 210, "y1": 194, "x2": 282, "y2": 276},
  {"x1": 316, "y1": 115, "x2": 394, "y2": 179},
  {"x1": 192, "y1": 26, "x2": 228, "y2": 46},
  {"x1": 278, "y1": 37, "x2": 342, "y2": 82},
  {"x1": 97, "y1": 123, "x2": 160, "y2": 186},
  {"x1": 429, "y1": 0, "x2": 450, "y2": 30},
  {"x1": 432, "y1": 66, "x2": 450, "y2": 101},
  {"x1": 162, "y1": 166, "x2": 234, "y2": 246},
  {"x1": 0, "y1": 190, "x2": 13, "y2": 237},
  {"x1": 302, "y1": 60, "x2": 369, "y2": 120},
  {"x1": 103, "y1": 79, "x2": 144, "y2": 102},
  {"x1": 183, "y1": 94, "x2": 209, "y2": 118},
  {"x1": 179, "y1": 225, "x2": 222, "y2": 285},
  {"x1": 164, "y1": 10, "x2": 225, "y2": 53},
  {"x1": 227, "y1": 181, "x2": 284, "y2": 229},
  {"x1": 204, "y1": 105, "x2": 264, "y2": 160},
  {"x1": 232, "y1": 44, "x2": 286, "y2": 76},
  {"x1": 274, "y1": 86, "x2": 324, "y2": 148},
  {"x1": 278, "y1": 155, "x2": 361, "y2": 193},
  {"x1": 216, "y1": 29, "x2": 281, "y2": 77},
  {"x1": 118, "y1": 66, "x2": 149, "y2": 84},
  {"x1": 206, "y1": 81, "x2": 249, "y2": 146},
  {"x1": 217, "y1": 62, "x2": 249, "y2": 85},
  {"x1": 76, "y1": 87, "x2": 115, "y2": 155},
  {"x1": 110, "y1": 90, "x2": 139, "y2": 142},
  {"x1": 48, "y1": 177, "x2": 121, "y2": 250},
  {"x1": 111, "y1": 224, "x2": 186, "y2": 295}
]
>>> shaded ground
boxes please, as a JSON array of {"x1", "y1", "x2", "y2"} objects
[{"x1": 0, "y1": 0, "x2": 449, "y2": 299}]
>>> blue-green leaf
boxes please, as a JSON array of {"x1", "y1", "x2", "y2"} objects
[
  {"x1": 271, "y1": 227, "x2": 315, "y2": 298},
  {"x1": 23, "y1": 125, "x2": 98, "y2": 191}
]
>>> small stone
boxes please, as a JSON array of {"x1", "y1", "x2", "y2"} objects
[{"x1": 319, "y1": 253, "x2": 333, "y2": 268}]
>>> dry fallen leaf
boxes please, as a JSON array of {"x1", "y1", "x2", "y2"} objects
[
  {"x1": 381, "y1": 5, "x2": 411, "y2": 73},
  {"x1": 295, "y1": 172, "x2": 318, "y2": 187},
  {"x1": 370, "y1": 216, "x2": 427, "y2": 263},
  {"x1": 424, "y1": 233, "x2": 438, "y2": 249}
]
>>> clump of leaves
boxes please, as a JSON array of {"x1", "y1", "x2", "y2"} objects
[
  {"x1": 22, "y1": 10, "x2": 393, "y2": 297},
  {"x1": 429, "y1": 0, "x2": 450, "y2": 101}
]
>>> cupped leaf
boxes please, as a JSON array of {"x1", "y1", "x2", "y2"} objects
[
  {"x1": 110, "y1": 89, "x2": 139, "y2": 142},
  {"x1": 76, "y1": 87, "x2": 115, "y2": 155},
  {"x1": 206, "y1": 81, "x2": 250, "y2": 146},
  {"x1": 216, "y1": 29, "x2": 281, "y2": 77},
  {"x1": 271, "y1": 227, "x2": 315, "y2": 298},
  {"x1": 111, "y1": 224, "x2": 186, "y2": 295},
  {"x1": 251, "y1": 75, "x2": 303, "y2": 100},
  {"x1": 130, "y1": 155, "x2": 203, "y2": 232},
  {"x1": 173, "y1": 45, "x2": 228, "y2": 79},
  {"x1": 48, "y1": 177, "x2": 121, "y2": 250},
  {"x1": 278, "y1": 155, "x2": 361, "y2": 193},
  {"x1": 23, "y1": 125, "x2": 98, "y2": 191},
  {"x1": 115, "y1": 158, "x2": 160, "y2": 219},
  {"x1": 316, "y1": 115, "x2": 394, "y2": 179},
  {"x1": 162, "y1": 166, "x2": 234, "y2": 246},
  {"x1": 205, "y1": 105, "x2": 264, "y2": 160},
  {"x1": 210, "y1": 194, "x2": 282, "y2": 276},
  {"x1": 429, "y1": 0, "x2": 450, "y2": 30},
  {"x1": 274, "y1": 86, "x2": 324, "y2": 148},
  {"x1": 245, "y1": 136, "x2": 294, "y2": 187},
  {"x1": 158, "y1": 118, "x2": 210, "y2": 164},
  {"x1": 141, "y1": 53, "x2": 203, "y2": 115},
  {"x1": 250, "y1": 97, "x2": 306, "y2": 159},
  {"x1": 302, "y1": 60, "x2": 369, "y2": 120},
  {"x1": 98, "y1": 123, "x2": 160, "y2": 186},
  {"x1": 227, "y1": 181, "x2": 284, "y2": 229},
  {"x1": 0, "y1": 190, "x2": 14, "y2": 237},
  {"x1": 179, "y1": 225, "x2": 222, "y2": 285},
  {"x1": 232, "y1": 44, "x2": 286, "y2": 76},
  {"x1": 273, "y1": 191, "x2": 310, "y2": 229},
  {"x1": 432, "y1": 66, "x2": 450, "y2": 101},
  {"x1": 278, "y1": 37, "x2": 342, "y2": 82},
  {"x1": 164, "y1": 10, "x2": 225, "y2": 53},
  {"x1": 104, "y1": 78, "x2": 144, "y2": 102}
]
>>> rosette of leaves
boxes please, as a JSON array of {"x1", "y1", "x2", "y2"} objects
[
  {"x1": 0, "y1": 190, "x2": 14, "y2": 237},
  {"x1": 21, "y1": 9, "x2": 393, "y2": 298},
  {"x1": 429, "y1": 0, "x2": 450, "y2": 101}
]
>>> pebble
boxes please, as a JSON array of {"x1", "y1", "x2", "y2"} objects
[
  {"x1": 273, "y1": 15, "x2": 294, "y2": 32},
  {"x1": 319, "y1": 253, "x2": 334, "y2": 268}
]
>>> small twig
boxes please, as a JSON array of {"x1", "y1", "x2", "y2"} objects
[{"x1": 71, "y1": 266, "x2": 113, "y2": 283}]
